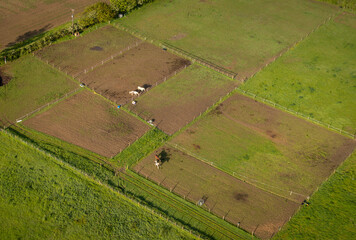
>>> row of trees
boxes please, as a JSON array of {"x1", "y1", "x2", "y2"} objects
[
  {"x1": 317, "y1": 0, "x2": 356, "y2": 12},
  {"x1": 0, "y1": 0, "x2": 154, "y2": 63}
]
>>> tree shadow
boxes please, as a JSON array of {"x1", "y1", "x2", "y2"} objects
[
  {"x1": 158, "y1": 149, "x2": 170, "y2": 164},
  {"x1": 6, "y1": 24, "x2": 52, "y2": 47}
]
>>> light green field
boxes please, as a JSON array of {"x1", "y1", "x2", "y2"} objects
[
  {"x1": 170, "y1": 94, "x2": 356, "y2": 200},
  {"x1": 241, "y1": 17, "x2": 356, "y2": 134},
  {"x1": 0, "y1": 55, "x2": 77, "y2": 126},
  {"x1": 0, "y1": 131, "x2": 194, "y2": 240},
  {"x1": 275, "y1": 149, "x2": 356, "y2": 240},
  {"x1": 118, "y1": 0, "x2": 337, "y2": 77}
]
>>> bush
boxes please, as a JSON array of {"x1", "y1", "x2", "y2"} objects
[
  {"x1": 79, "y1": 2, "x2": 116, "y2": 28},
  {"x1": 110, "y1": 0, "x2": 153, "y2": 13}
]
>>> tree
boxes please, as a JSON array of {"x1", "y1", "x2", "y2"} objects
[
  {"x1": 110, "y1": 0, "x2": 137, "y2": 13},
  {"x1": 79, "y1": 2, "x2": 116, "y2": 28}
]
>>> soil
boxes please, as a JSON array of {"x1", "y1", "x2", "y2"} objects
[
  {"x1": 0, "y1": 0, "x2": 108, "y2": 50},
  {"x1": 134, "y1": 145, "x2": 300, "y2": 239},
  {"x1": 0, "y1": 68, "x2": 12, "y2": 86},
  {"x1": 81, "y1": 42, "x2": 191, "y2": 105},
  {"x1": 23, "y1": 90, "x2": 150, "y2": 157}
]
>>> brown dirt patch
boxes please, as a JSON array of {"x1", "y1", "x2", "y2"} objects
[
  {"x1": 0, "y1": 68, "x2": 12, "y2": 86},
  {"x1": 80, "y1": 42, "x2": 191, "y2": 105},
  {"x1": 134, "y1": 145, "x2": 299, "y2": 239},
  {"x1": 23, "y1": 90, "x2": 150, "y2": 157},
  {"x1": 0, "y1": 0, "x2": 108, "y2": 50},
  {"x1": 170, "y1": 33, "x2": 187, "y2": 41}
]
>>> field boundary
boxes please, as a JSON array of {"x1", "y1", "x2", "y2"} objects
[
  {"x1": 1, "y1": 87, "x2": 82, "y2": 129},
  {"x1": 0, "y1": 128, "x2": 200, "y2": 240},
  {"x1": 114, "y1": 23, "x2": 237, "y2": 80},
  {"x1": 166, "y1": 141, "x2": 307, "y2": 203},
  {"x1": 236, "y1": 88, "x2": 355, "y2": 139}
]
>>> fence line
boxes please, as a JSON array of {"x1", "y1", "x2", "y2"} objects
[
  {"x1": 13, "y1": 88, "x2": 81, "y2": 125},
  {"x1": 115, "y1": 23, "x2": 237, "y2": 80},
  {"x1": 236, "y1": 88, "x2": 355, "y2": 139},
  {"x1": 166, "y1": 142, "x2": 308, "y2": 202}
]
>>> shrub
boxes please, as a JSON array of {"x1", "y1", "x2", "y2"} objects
[{"x1": 79, "y1": 2, "x2": 116, "y2": 28}]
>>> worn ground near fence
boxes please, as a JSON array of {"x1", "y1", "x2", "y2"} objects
[
  {"x1": 170, "y1": 93, "x2": 356, "y2": 201},
  {"x1": 0, "y1": 55, "x2": 77, "y2": 127},
  {"x1": 118, "y1": 0, "x2": 337, "y2": 79},
  {"x1": 35, "y1": 25, "x2": 139, "y2": 77},
  {"x1": 23, "y1": 90, "x2": 150, "y2": 157},
  {"x1": 241, "y1": 17, "x2": 356, "y2": 134},
  {"x1": 126, "y1": 64, "x2": 236, "y2": 135},
  {"x1": 134, "y1": 145, "x2": 299, "y2": 239},
  {"x1": 0, "y1": 0, "x2": 108, "y2": 51},
  {"x1": 80, "y1": 42, "x2": 190, "y2": 105}
]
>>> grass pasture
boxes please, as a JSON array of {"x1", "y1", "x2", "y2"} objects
[
  {"x1": 0, "y1": 131, "x2": 194, "y2": 240},
  {"x1": 275, "y1": 149, "x2": 356, "y2": 240},
  {"x1": 23, "y1": 90, "x2": 150, "y2": 158},
  {"x1": 134, "y1": 145, "x2": 299, "y2": 239},
  {"x1": 170, "y1": 93, "x2": 356, "y2": 202},
  {"x1": 35, "y1": 25, "x2": 140, "y2": 77},
  {"x1": 80, "y1": 42, "x2": 190, "y2": 105},
  {"x1": 127, "y1": 64, "x2": 236, "y2": 135},
  {"x1": 0, "y1": 55, "x2": 77, "y2": 126},
  {"x1": 0, "y1": 0, "x2": 105, "y2": 50},
  {"x1": 119, "y1": 0, "x2": 337, "y2": 79},
  {"x1": 241, "y1": 17, "x2": 356, "y2": 135}
]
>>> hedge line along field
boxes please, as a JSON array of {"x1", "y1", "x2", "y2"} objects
[
  {"x1": 80, "y1": 42, "x2": 190, "y2": 105},
  {"x1": 170, "y1": 93, "x2": 356, "y2": 201},
  {"x1": 118, "y1": 0, "x2": 337, "y2": 79},
  {"x1": 35, "y1": 25, "x2": 140, "y2": 77},
  {"x1": 241, "y1": 16, "x2": 356, "y2": 135},
  {"x1": 24, "y1": 90, "x2": 150, "y2": 158},
  {"x1": 127, "y1": 64, "x2": 236, "y2": 135},
  {"x1": 0, "y1": 131, "x2": 195, "y2": 240},
  {"x1": 0, "y1": 0, "x2": 106, "y2": 50},
  {"x1": 0, "y1": 55, "x2": 77, "y2": 126},
  {"x1": 134, "y1": 145, "x2": 299, "y2": 239},
  {"x1": 274, "y1": 149, "x2": 356, "y2": 240}
]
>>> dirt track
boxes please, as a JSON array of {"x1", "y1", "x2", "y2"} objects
[
  {"x1": 24, "y1": 90, "x2": 150, "y2": 157},
  {"x1": 0, "y1": 0, "x2": 107, "y2": 50},
  {"x1": 81, "y1": 42, "x2": 190, "y2": 105}
]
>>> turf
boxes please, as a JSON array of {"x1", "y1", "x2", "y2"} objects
[
  {"x1": 0, "y1": 55, "x2": 77, "y2": 126},
  {"x1": 0, "y1": 130, "x2": 194, "y2": 240},
  {"x1": 274, "y1": 149, "x2": 356, "y2": 239},
  {"x1": 118, "y1": 0, "x2": 337, "y2": 78},
  {"x1": 170, "y1": 93, "x2": 356, "y2": 200},
  {"x1": 241, "y1": 17, "x2": 356, "y2": 135}
]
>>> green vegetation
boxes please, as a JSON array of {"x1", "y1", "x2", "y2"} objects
[
  {"x1": 0, "y1": 55, "x2": 77, "y2": 126},
  {"x1": 317, "y1": 0, "x2": 356, "y2": 12},
  {"x1": 8, "y1": 124, "x2": 246, "y2": 239},
  {"x1": 79, "y1": 2, "x2": 116, "y2": 28},
  {"x1": 241, "y1": 19, "x2": 356, "y2": 134},
  {"x1": 170, "y1": 94, "x2": 354, "y2": 200},
  {"x1": 275, "y1": 150, "x2": 356, "y2": 239},
  {"x1": 118, "y1": 0, "x2": 337, "y2": 76},
  {"x1": 0, "y1": 131, "x2": 194, "y2": 240},
  {"x1": 111, "y1": 0, "x2": 154, "y2": 13},
  {"x1": 113, "y1": 128, "x2": 169, "y2": 167}
]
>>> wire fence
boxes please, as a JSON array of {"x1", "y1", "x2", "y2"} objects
[
  {"x1": 236, "y1": 88, "x2": 355, "y2": 139},
  {"x1": 11, "y1": 87, "x2": 81, "y2": 126},
  {"x1": 114, "y1": 23, "x2": 237, "y2": 80}
]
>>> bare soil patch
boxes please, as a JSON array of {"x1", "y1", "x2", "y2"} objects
[
  {"x1": 81, "y1": 42, "x2": 191, "y2": 105},
  {"x1": 0, "y1": 0, "x2": 107, "y2": 50},
  {"x1": 0, "y1": 68, "x2": 12, "y2": 87},
  {"x1": 24, "y1": 90, "x2": 150, "y2": 157},
  {"x1": 127, "y1": 64, "x2": 236, "y2": 135},
  {"x1": 134, "y1": 145, "x2": 299, "y2": 239}
]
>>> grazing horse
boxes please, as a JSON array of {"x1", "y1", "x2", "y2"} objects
[
  {"x1": 154, "y1": 155, "x2": 161, "y2": 169},
  {"x1": 137, "y1": 86, "x2": 145, "y2": 92},
  {"x1": 129, "y1": 90, "x2": 140, "y2": 96}
]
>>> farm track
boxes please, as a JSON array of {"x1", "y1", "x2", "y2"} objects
[{"x1": 7, "y1": 123, "x2": 249, "y2": 240}]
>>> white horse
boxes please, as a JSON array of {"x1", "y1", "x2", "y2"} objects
[
  {"x1": 129, "y1": 90, "x2": 140, "y2": 96},
  {"x1": 137, "y1": 86, "x2": 145, "y2": 92}
]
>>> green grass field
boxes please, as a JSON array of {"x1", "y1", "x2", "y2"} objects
[
  {"x1": 241, "y1": 17, "x2": 356, "y2": 134},
  {"x1": 274, "y1": 149, "x2": 356, "y2": 239},
  {"x1": 0, "y1": 55, "x2": 77, "y2": 126},
  {"x1": 170, "y1": 93, "x2": 355, "y2": 200},
  {"x1": 118, "y1": 0, "x2": 337, "y2": 78},
  {"x1": 0, "y1": 130, "x2": 194, "y2": 240}
]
